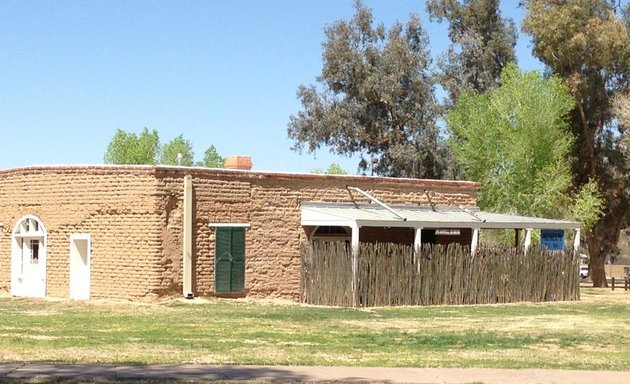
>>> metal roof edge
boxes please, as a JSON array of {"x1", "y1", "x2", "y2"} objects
[{"x1": 301, "y1": 202, "x2": 580, "y2": 230}]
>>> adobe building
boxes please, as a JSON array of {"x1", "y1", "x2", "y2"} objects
[{"x1": 0, "y1": 157, "x2": 580, "y2": 301}]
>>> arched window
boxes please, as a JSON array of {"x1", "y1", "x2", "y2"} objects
[
  {"x1": 310, "y1": 226, "x2": 351, "y2": 243},
  {"x1": 11, "y1": 215, "x2": 47, "y2": 298}
]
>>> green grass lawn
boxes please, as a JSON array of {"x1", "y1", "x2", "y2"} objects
[{"x1": 1, "y1": 288, "x2": 630, "y2": 370}]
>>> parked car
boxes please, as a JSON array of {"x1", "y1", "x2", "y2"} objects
[{"x1": 579, "y1": 265, "x2": 589, "y2": 279}]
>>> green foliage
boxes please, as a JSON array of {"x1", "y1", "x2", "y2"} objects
[
  {"x1": 103, "y1": 128, "x2": 160, "y2": 165},
  {"x1": 448, "y1": 64, "x2": 602, "y2": 226},
  {"x1": 288, "y1": 0, "x2": 448, "y2": 178},
  {"x1": 104, "y1": 129, "x2": 224, "y2": 168},
  {"x1": 160, "y1": 134, "x2": 195, "y2": 166},
  {"x1": 326, "y1": 163, "x2": 348, "y2": 175},
  {"x1": 426, "y1": 0, "x2": 517, "y2": 104},
  {"x1": 200, "y1": 145, "x2": 225, "y2": 168},
  {"x1": 570, "y1": 180, "x2": 605, "y2": 231},
  {"x1": 312, "y1": 163, "x2": 349, "y2": 175},
  {"x1": 522, "y1": 0, "x2": 630, "y2": 285}
]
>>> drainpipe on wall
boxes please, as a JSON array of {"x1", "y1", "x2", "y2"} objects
[{"x1": 183, "y1": 175, "x2": 193, "y2": 299}]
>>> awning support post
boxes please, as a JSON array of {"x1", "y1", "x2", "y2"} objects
[
  {"x1": 471, "y1": 228, "x2": 479, "y2": 256},
  {"x1": 524, "y1": 229, "x2": 532, "y2": 254},
  {"x1": 414, "y1": 228, "x2": 422, "y2": 272},
  {"x1": 351, "y1": 223, "x2": 360, "y2": 308}
]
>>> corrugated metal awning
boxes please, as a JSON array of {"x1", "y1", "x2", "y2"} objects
[{"x1": 301, "y1": 202, "x2": 580, "y2": 230}]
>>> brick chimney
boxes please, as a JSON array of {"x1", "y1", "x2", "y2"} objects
[{"x1": 224, "y1": 156, "x2": 253, "y2": 170}]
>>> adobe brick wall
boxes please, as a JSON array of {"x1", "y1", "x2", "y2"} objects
[
  {"x1": 0, "y1": 165, "x2": 479, "y2": 301},
  {"x1": 0, "y1": 166, "x2": 164, "y2": 298},
  {"x1": 155, "y1": 168, "x2": 479, "y2": 301}
]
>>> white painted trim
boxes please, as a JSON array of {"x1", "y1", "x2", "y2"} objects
[
  {"x1": 414, "y1": 228, "x2": 423, "y2": 253},
  {"x1": 208, "y1": 223, "x2": 251, "y2": 228},
  {"x1": 524, "y1": 229, "x2": 533, "y2": 253},
  {"x1": 69, "y1": 233, "x2": 91, "y2": 300},
  {"x1": 70, "y1": 233, "x2": 91, "y2": 241},
  {"x1": 414, "y1": 228, "x2": 423, "y2": 273},
  {"x1": 350, "y1": 219, "x2": 579, "y2": 230},
  {"x1": 471, "y1": 228, "x2": 479, "y2": 256},
  {"x1": 301, "y1": 202, "x2": 581, "y2": 230},
  {"x1": 13, "y1": 232, "x2": 46, "y2": 239},
  {"x1": 302, "y1": 219, "x2": 355, "y2": 227},
  {"x1": 350, "y1": 222, "x2": 360, "y2": 308},
  {"x1": 11, "y1": 215, "x2": 47, "y2": 298}
]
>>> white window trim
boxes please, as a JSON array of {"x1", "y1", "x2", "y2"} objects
[
  {"x1": 69, "y1": 233, "x2": 92, "y2": 300},
  {"x1": 13, "y1": 232, "x2": 46, "y2": 239},
  {"x1": 70, "y1": 233, "x2": 91, "y2": 242},
  {"x1": 11, "y1": 214, "x2": 48, "y2": 297},
  {"x1": 208, "y1": 223, "x2": 251, "y2": 228}
]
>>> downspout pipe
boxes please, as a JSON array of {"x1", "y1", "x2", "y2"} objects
[{"x1": 182, "y1": 175, "x2": 194, "y2": 299}]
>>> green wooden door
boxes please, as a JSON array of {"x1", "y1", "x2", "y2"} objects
[{"x1": 215, "y1": 227, "x2": 245, "y2": 293}]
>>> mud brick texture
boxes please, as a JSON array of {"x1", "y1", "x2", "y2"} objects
[{"x1": 0, "y1": 165, "x2": 479, "y2": 301}]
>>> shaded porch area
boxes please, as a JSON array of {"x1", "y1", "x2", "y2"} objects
[{"x1": 301, "y1": 199, "x2": 581, "y2": 307}]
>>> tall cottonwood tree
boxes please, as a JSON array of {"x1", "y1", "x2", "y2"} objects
[
  {"x1": 288, "y1": 1, "x2": 448, "y2": 178},
  {"x1": 448, "y1": 64, "x2": 603, "y2": 229},
  {"x1": 523, "y1": 0, "x2": 630, "y2": 287},
  {"x1": 427, "y1": 0, "x2": 517, "y2": 104}
]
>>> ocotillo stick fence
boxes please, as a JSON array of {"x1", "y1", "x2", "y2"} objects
[{"x1": 300, "y1": 242, "x2": 580, "y2": 307}]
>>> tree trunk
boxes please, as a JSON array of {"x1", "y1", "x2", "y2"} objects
[
  {"x1": 590, "y1": 253, "x2": 608, "y2": 288},
  {"x1": 586, "y1": 224, "x2": 608, "y2": 288},
  {"x1": 587, "y1": 213, "x2": 625, "y2": 288},
  {"x1": 573, "y1": 92, "x2": 598, "y2": 180}
]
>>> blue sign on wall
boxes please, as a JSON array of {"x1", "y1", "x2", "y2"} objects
[{"x1": 541, "y1": 229, "x2": 565, "y2": 251}]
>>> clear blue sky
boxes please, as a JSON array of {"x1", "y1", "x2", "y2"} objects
[{"x1": 0, "y1": 1, "x2": 540, "y2": 174}]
